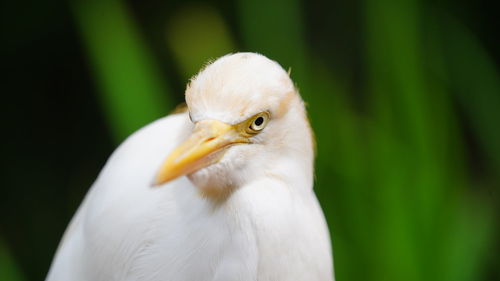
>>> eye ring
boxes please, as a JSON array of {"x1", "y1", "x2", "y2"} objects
[
  {"x1": 250, "y1": 116, "x2": 265, "y2": 130},
  {"x1": 246, "y1": 112, "x2": 270, "y2": 134}
]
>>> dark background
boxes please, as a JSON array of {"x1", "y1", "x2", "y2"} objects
[{"x1": 1, "y1": 0, "x2": 499, "y2": 280}]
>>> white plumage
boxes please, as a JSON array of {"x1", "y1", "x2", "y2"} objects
[{"x1": 47, "y1": 53, "x2": 334, "y2": 281}]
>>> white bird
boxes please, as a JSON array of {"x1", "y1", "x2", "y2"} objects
[{"x1": 47, "y1": 52, "x2": 334, "y2": 281}]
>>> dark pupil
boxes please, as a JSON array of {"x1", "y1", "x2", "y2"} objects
[{"x1": 254, "y1": 117, "x2": 264, "y2": 126}]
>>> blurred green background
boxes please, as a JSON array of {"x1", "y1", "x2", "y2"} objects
[{"x1": 1, "y1": 0, "x2": 499, "y2": 280}]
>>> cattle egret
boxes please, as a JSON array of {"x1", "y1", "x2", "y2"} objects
[{"x1": 47, "y1": 53, "x2": 334, "y2": 281}]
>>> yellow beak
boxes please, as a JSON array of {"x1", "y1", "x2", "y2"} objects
[{"x1": 153, "y1": 119, "x2": 248, "y2": 186}]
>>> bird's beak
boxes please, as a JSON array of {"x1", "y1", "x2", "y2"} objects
[{"x1": 153, "y1": 120, "x2": 248, "y2": 186}]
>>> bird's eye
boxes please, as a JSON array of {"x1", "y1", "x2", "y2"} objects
[
  {"x1": 251, "y1": 117, "x2": 265, "y2": 130},
  {"x1": 247, "y1": 112, "x2": 270, "y2": 134}
]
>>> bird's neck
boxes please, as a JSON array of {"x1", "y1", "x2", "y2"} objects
[{"x1": 267, "y1": 100, "x2": 315, "y2": 192}]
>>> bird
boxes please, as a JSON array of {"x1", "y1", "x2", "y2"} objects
[{"x1": 46, "y1": 52, "x2": 334, "y2": 281}]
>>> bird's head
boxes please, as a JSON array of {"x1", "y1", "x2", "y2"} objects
[{"x1": 154, "y1": 53, "x2": 314, "y2": 199}]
